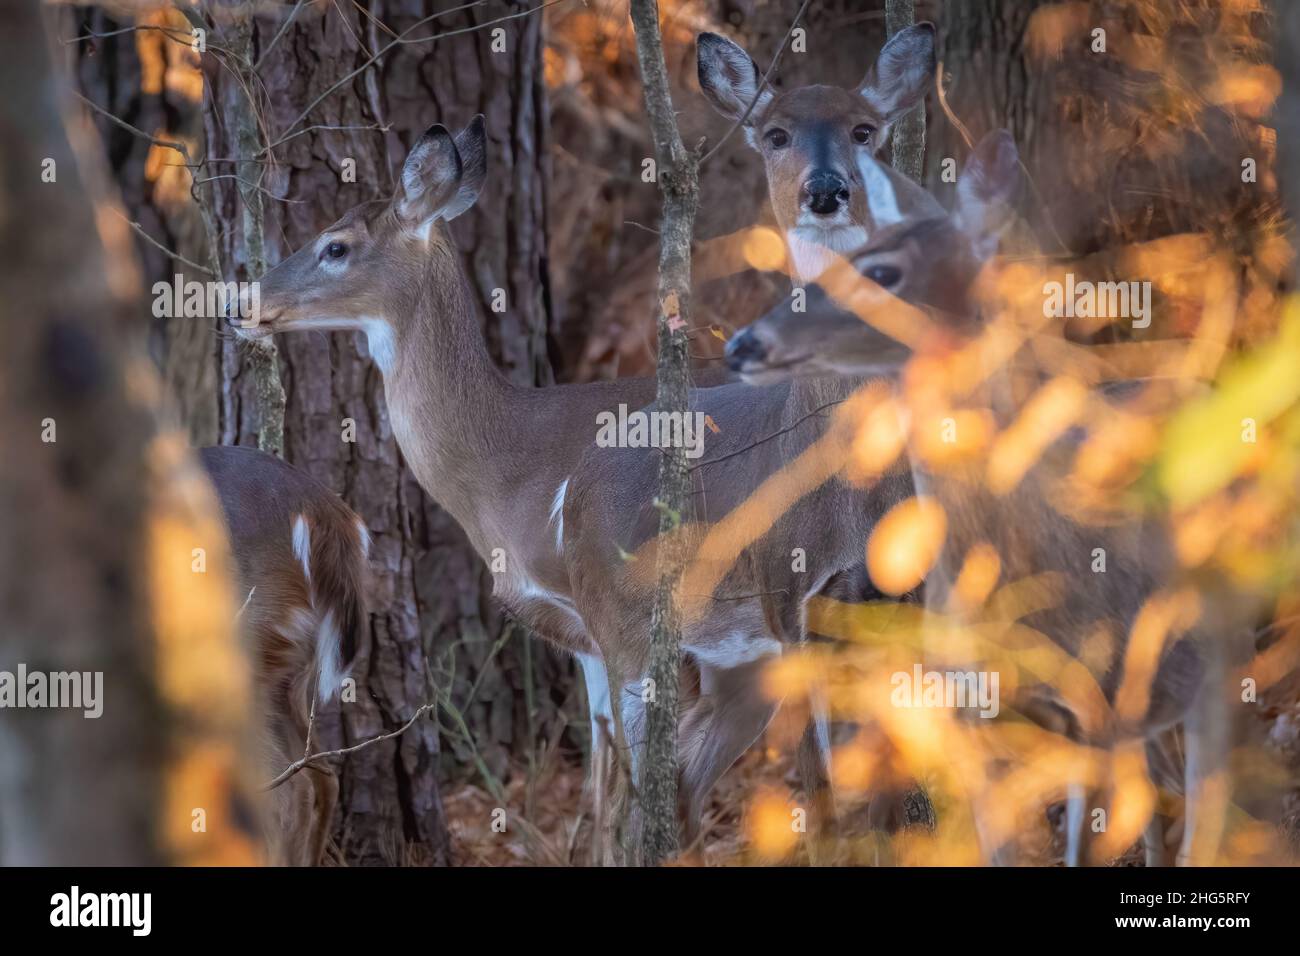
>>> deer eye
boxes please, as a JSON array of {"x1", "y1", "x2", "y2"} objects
[
  {"x1": 865, "y1": 264, "x2": 902, "y2": 288},
  {"x1": 764, "y1": 128, "x2": 790, "y2": 149},
  {"x1": 852, "y1": 124, "x2": 874, "y2": 146},
  {"x1": 324, "y1": 241, "x2": 348, "y2": 260}
]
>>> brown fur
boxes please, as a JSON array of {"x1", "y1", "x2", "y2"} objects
[{"x1": 200, "y1": 445, "x2": 368, "y2": 866}]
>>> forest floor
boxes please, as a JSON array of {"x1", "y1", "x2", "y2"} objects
[{"x1": 442, "y1": 744, "x2": 792, "y2": 866}]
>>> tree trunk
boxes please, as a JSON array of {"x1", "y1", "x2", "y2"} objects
[
  {"x1": 629, "y1": 0, "x2": 699, "y2": 867},
  {"x1": 885, "y1": 0, "x2": 925, "y2": 181},
  {"x1": 201, "y1": 0, "x2": 560, "y2": 866},
  {"x1": 0, "y1": 1, "x2": 259, "y2": 865}
]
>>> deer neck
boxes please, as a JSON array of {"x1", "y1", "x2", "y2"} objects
[{"x1": 375, "y1": 248, "x2": 518, "y2": 544}]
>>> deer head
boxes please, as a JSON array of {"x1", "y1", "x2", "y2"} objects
[
  {"x1": 697, "y1": 24, "x2": 937, "y2": 280},
  {"x1": 724, "y1": 130, "x2": 1021, "y2": 382},
  {"x1": 228, "y1": 116, "x2": 487, "y2": 374}
]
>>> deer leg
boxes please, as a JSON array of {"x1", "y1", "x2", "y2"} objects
[
  {"x1": 1144, "y1": 813, "x2": 1173, "y2": 867},
  {"x1": 1177, "y1": 713, "x2": 1229, "y2": 866},
  {"x1": 679, "y1": 657, "x2": 781, "y2": 843},
  {"x1": 796, "y1": 689, "x2": 839, "y2": 863},
  {"x1": 304, "y1": 767, "x2": 338, "y2": 866},
  {"x1": 1178, "y1": 655, "x2": 1230, "y2": 867},
  {"x1": 576, "y1": 652, "x2": 614, "y2": 865},
  {"x1": 1064, "y1": 782, "x2": 1090, "y2": 867}
]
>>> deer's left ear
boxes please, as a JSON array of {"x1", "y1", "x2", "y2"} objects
[
  {"x1": 397, "y1": 124, "x2": 463, "y2": 227},
  {"x1": 442, "y1": 115, "x2": 487, "y2": 221},
  {"x1": 858, "y1": 22, "x2": 936, "y2": 125},
  {"x1": 954, "y1": 129, "x2": 1021, "y2": 259}
]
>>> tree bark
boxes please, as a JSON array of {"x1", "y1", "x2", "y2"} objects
[
  {"x1": 629, "y1": 0, "x2": 700, "y2": 867},
  {"x1": 0, "y1": 1, "x2": 259, "y2": 865},
  {"x1": 885, "y1": 0, "x2": 925, "y2": 181},
  {"x1": 201, "y1": 0, "x2": 560, "y2": 865}
]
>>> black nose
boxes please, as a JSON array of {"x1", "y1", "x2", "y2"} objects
[
  {"x1": 725, "y1": 328, "x2": 768, "y2": 371},
  {"x1": 802, "y1": 171, "x2": 850, "y2": 216}
]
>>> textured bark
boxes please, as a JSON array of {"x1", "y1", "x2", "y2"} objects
[
  {"x1": 629, "y1": 0, "x2": 699, "y2": 867},
  {"x1": 0, "y1": 2, "x2": 258, "y2": 865},
  {"x1": 202, "y1": 0, "x2": 560, "y2": 865},
  {"x1": 69, "y1": 6, "x2": 220, "y2": 445},
  {"x1": 885, "y1": 0, "x2": 926, "y2": 181}
]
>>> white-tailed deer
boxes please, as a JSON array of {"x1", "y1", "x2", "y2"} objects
[
  {"x1": 229, "y1": 110, "x2": 931, "y2": 850},
  {"x1": 698, "y1": 23, "x2": 940, "y2": 281},
  {"x1": 724, "y1": 130, "x2": 1263, "y2": 866},
  {"x1": 200, "y1": 445, "x2": 368, "y2": 866}
]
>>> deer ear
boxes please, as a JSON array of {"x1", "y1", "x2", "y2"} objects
[
  {"x1": 697, "y1": 32, "x2": 772, "y2": 125},
  {"x1": 442, "y1": 115, "x2": 487, "y2": 221},
  {"x1": 397, "y1": 124, "x2": 463, "y2": 227},
  {"x1": 858, "y1": 22, "x2": 936, "y2": 125},
  {"x1": 954, "y1": 129, "x2": 1020, "y2": 259}
]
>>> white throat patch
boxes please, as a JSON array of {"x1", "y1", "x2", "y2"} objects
[{"x1": 358, "y1": 317, "x2": 397, "y2": 373}]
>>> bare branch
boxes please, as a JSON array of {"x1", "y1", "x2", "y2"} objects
[
  {"x1": 699, "y1": 0, "x2": 814, "y2": 167},
  {"x1": 262, "y1": 703, "x2": 434, "y2": 791},
  {"x1": 275, "y1": 0, "x2": 564, "y2": 147},
  {"x1": 109, "y1": 209, "x2": 215, "y2": 275}
]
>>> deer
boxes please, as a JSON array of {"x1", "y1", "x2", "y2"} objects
[
  {"x1": 224, "y1": 31, "x2": 949, "y2": 850},
  {"x1": 723, "y1": 129, "x2": 1263, "y2": 866},
  {"x1": 698, "y1": 23, "x2": 946, "y2": 833},
  {"x1": 199, "y1": 444, "x2": 368, "y2": 866},
  {"x1": 697, "y1": 23, "x2": 941, "y2": 283}
]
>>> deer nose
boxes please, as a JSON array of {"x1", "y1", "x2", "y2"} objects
[
  {"x1": 725, "y1": 328, "x2": 768, "y2": 371},
  {"x1": 802, "y1": 172, "x2": 850, "y2": 216}
]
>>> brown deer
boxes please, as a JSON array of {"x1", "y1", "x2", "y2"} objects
[
  {"x1": 697, "y1": 23, "x2": 940, "y2": 282},
  {"x1": 199, "y1": 445, "x2": 368, "y2": 866},
  {"x1": 724, "y1": 130, "x2": 1263, "y2": 866},
  {"x1": 227, "y1": 109, "x2": 934, "y2": 850}
]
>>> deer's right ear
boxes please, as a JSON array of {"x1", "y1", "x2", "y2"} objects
[
  {"x1": 397, "y1": 124, "x2": 463, "y2": 228},
  {"x1": 954, "y1": 129, "x2": 1021, "y2": 259},
  {"x1": 697, "y1": 32, "x2": 771, "y2": 125}
]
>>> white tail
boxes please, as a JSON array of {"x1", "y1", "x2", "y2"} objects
[{"x1": 200, "y1": 445, "x2": 369, "y2": 866}]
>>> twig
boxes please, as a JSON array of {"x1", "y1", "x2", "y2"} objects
[
  {"x1": 254, "y1": 0, "x2": 308, "y2": 69},
  {"x1": 699, "y1": 0, "x2": 814, "y2": 167},
  {"x1": 276, "y1": 0, "x2": 561, "y2": 146},
  {"x1": 109, "y1": 208, "x2": 214, "y2": 275},
  {"x1": 690, "y1": 398, "x2": 844, "y2": 470},
  {"x1": 262, "y1": 703, "x2": 434, "y2": 791}
]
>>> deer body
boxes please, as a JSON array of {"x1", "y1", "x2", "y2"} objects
[
  {"x1": 200, "y1": 445, "x2": 368, "y2": 866},
  {"x1": 726, "y1": 131, "x2": 1257, "y2": 865},
  {"x1": 236, "y1": 21, "x2": 945, "y2": 841}
]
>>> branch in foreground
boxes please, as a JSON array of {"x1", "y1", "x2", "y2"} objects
[
  {"x1": 262, "y1": 703, "x2": 434, "y2": 792},
  {"x1": 629, "y1": 0, "x2": 701, "y2": 867}
]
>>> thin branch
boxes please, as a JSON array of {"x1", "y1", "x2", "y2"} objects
[
  {"x1": 261, "y1": 122, "x2": 391, "y2": 154},
  {"x1": 109, "y1": 208, "x2": 215, "y2": 275},
  {"x1": 276, "y1": 0, "x2": 563, "y2": 146},
  {"x1": 699, "y1": 0, "x2": 814, "y2": 167},
  {"x1": 262, "y1": 703, "x2": 434, "y2": 791},
  {"x1": 193, "y1": 172, "x2": 304, "y2": 203},
  {"x1": 690, "y1": 398, "x2": 843, "y2": 470},
  {"x1": 254, "y1": 0, "x2": 309, "y2": 69}
]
